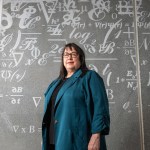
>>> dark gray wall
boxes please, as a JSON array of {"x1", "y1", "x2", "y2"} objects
[{"x1": 0, "y1": 0, "x2": 149, "y2": 150}]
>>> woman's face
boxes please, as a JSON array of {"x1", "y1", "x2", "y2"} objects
[{"x1": 63, "y1": 47, "x2": 81, "y2": 73}]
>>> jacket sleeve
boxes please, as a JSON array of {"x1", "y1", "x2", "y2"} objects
[{"x1": 86, "y1": 71, "x2": 110, "y2": 135}]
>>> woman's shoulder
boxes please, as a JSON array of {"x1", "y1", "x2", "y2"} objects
[
  {"x1": 44, "y1": 77, "x2": 59, "y2": 96},
  {"x1": 84, "y1": 69, "x2": 103, "y2": 80},
  {"x1": 49, "y1": 76, "x2": 61, "y2": 87}
]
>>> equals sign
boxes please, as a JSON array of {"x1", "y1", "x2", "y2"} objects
[
  {"x1": 38, "y1": 128, "x2": 42, "y2": 132},
  {"x1": 0, "y1": 94, "x2": 3, "y2": 98}
]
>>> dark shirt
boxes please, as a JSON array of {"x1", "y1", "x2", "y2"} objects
[{"x1": 48, "y1": 78, "x2": 68, "y2": 145}]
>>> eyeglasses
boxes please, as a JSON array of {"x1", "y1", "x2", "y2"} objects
[{"x1": 63, "y1": 52, "x2": 78, "y2": 58}]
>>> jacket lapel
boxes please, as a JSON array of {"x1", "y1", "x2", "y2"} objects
[
  {"x1": 54, "y1": 69, "x2": 82, "y2": 110},
  {"x1": 44, "y1": 79, "x2": 61, "y2": 112},
  {"x1": 43, "y1": 79, "x2": 62, "y2": 124}
]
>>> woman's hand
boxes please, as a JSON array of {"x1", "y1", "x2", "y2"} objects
[{"x1": 88, "y1": 133, "x2": 100, "y2": 150}]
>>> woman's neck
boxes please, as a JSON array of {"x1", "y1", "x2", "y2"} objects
[{"x1": 66, "y1": 70, "x2": 75, "y2": 78}]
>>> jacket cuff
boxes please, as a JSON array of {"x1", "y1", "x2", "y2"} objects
[{"x1": 91, "y1": 114, "x2": 110, "y2": 135}]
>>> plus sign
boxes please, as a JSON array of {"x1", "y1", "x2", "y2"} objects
[{"x1": 123, "y1": 26, "x2": 134, "y2": 39}]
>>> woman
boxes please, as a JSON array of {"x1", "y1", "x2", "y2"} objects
[{"x1": 42, "y1": 43, "x2": 110, "y2": 150}]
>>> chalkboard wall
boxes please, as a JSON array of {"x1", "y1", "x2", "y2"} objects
[{"x1": 0, "y1": 0, "x2": 149, "y2": 150}]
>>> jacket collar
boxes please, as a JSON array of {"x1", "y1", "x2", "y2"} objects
[{"x1": 54, "y1": 69, "x2": 82, "y2": 111}]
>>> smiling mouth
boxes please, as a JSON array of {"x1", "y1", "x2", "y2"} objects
[{"x1": 67, "y1": 62, "x2": 74, "y2": 64}]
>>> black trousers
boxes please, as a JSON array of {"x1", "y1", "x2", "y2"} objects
[{"x1": 49, "y1": 144, "x2": 55, "y2": 150}]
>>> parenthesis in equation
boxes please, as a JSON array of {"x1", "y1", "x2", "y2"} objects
[
  {"x1": 1, "y1": 62, "x2": 7, "y2": 67},
  {"x1": 10, "y1": 69, "x2": 26, "y2": 82}
]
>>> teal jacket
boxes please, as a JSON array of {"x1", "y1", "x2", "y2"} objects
[{"x1": 42, "y1": 69, "x2": 110, "y2": 150}]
